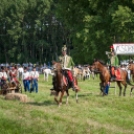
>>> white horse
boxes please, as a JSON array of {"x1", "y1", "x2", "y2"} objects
[
  {"x1": 43, "y1": 68, "x2": 54, "y2": 81},
  {"x1": 83, "y1": 67, "x2": 91, "y2": 80}
]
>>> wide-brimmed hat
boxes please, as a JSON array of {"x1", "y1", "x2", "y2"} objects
[{"x1": 62, "y1": 45, "x2": 67, "y2": 51}]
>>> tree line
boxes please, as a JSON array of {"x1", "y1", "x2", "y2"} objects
[{"x1": 0, "y1": 0, "x2": 134, "y2": 64}]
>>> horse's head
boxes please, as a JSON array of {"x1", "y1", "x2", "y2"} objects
[
  {"x1": 92, "y1": 60, "x2": 105, "y2": 72},
  {"x1": 92, "y1": 60, "x2": 100, "y2": 70},
  {"x1": 128, "y1": 63, "x2": 134, "y2": 71},
  {"x1": 52, "y1": 61, "x2": 62, "y2": 71}
]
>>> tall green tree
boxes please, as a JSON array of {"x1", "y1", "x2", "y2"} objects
[{"x1": 55, "y1": 0, "x2": 134, "y2": 64}]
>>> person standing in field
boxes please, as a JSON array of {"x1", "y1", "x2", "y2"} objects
[
  {"x1": 18, "y1": 65, "x2": 24, "y2": 81},
  {"x1": 31, "y1": 67, "x2": 39, "y2": 93},
  {"x1": 0, "y1": 67, "x2": 8, "y2": 89},
  {"x1": 22, "y1": 67, "x2": 30, "y2": 92}
]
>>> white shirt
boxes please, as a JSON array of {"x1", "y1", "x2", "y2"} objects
[
  {"x1": 18, "y1": 67, "x2": 24, "y2": 73},
  {"x1": 31, "y1": 71, "x2": 39, "y2": 79},
  {"x1": 0, "y1": 72, "x2": 7, "y2": 79},
  {"x1": 28, "y1": 71, "x2": 33, "y2": 79},
  {"x1": 63, "y1": 55, "x2": 67, "y2": 68},
  {"x1": 22, "y1": 71, "x2": 29, "y2": 80}
]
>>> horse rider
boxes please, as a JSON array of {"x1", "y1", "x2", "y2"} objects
[
  {"x1": 50, "y1": 44, "x2": 78, "y2": 91},
  {"x1": 109, "y1": 51, "x2": 120, "y2": 81}
]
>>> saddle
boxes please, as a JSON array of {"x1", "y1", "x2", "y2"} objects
[
  {"x1": 63, "y1": 74, "x2": 79, "y2": 91},
  {"x1": 62, "y1": 70, "x2": 73, "y2": 87},
  {"x1": 111, "y1": 67, "x2": 122, "y2": 81}
]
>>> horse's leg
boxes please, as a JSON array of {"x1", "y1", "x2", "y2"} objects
[
  {"x1": 59, "y1": 91, "x2": 64, "y2": 106},
  {"x1": 121, "y1": 81, "x2": 127, "y2": 96},
  {"x1": 99, "y1": 83, "x2": 104, "y2": 95},
  {"x1": 54, "y1": 91, "x2": 59, "y2": 104},
  {"x1": 92, "y1": 72, "x2": 94, "y2": 79},
  {"x1": 66, "y1": 90, "x2": 69, "y2": 105},
  {"x1": 102, "y1": 82, "x2": 107, "y2": 96},
  {"x1": 117, "y1": 81, "x2": 122, "y2": 96},
  {"x1": 133, "y1": 74, "x2": 134, "y2": 82},
  {"x1": 130, "y1": 86, "x2": 134, "y2": 96},
  {"x1": 44, "y1": 73, "x2": 46, "y2": 81},
  {"x1": 46, "y1": 73, "x2": 48, "y2": 82},
  {"x1": 75, "y1": 91, "x2": 79, "y2": 103},
  {"x1": 44, "y1": 73, "x2": 45, "y2": 81}
]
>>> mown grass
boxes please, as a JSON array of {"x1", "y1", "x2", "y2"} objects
[{"x1": 0, "y1": 75, "x2": 134, "y2": 134}]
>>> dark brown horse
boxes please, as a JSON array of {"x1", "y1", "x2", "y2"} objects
[
  {"x1": 92, "y1": 60, "x2": 133, "y2": 96},
  {"x1": 51, "y1": 62, "x2": 80, "y2": 106}
]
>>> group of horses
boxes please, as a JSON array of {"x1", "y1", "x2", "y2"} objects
[
  {"x1": 43, "y1": 60, "x2": 134, "y2": 106},
  {"x1": 43, "y1": 65, "x2": 95, "y2": 82}
]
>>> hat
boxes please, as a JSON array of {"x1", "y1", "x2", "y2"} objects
[{"x1": 62, "y1": 45, "x2": 67, "y2": 51}]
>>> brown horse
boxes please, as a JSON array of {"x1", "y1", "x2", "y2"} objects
[
  {"x1": 92, "y1": 60, "x2": 133, "y2": 96},
  {"x1": 128, "y1": 63, "x2": 134, "y2": 95},
  {"x1": 51, "y1": 62, "x2": 80, "y2": 106},
  {"x1": 128, "y1": 63, "x2": 134, "y2": 82}
]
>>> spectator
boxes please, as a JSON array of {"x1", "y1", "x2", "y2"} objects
[
  {"x1": 31, "y1": 67, "x2": 39, "y2": 93},
  {"x1": 22, "y1": 67, "x2": 30, "y2": 92}
]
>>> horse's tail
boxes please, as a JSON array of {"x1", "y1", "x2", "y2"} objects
[{"x1": 126, "y1": 73, "x2": 134, "y2": 86}]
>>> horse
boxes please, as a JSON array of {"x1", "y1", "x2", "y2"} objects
[
  {"x1": 83, "y1": 66, "x2": 91, "y2": 80},
  {"x1": 92, "y1": 60, "x2": 133, "y2": 96},
  {"x1": 50, "y1": 62, "x2": 80, "y2": 106},
  {"x1": 128, "y1": 63, "x2": 134, "y2": 82},
  {"x1": 89, "y1": 65, "x2": 98, "y2": 79},
  {"x1": 43, "y1": 68, "x2": 54, "y2": 81},
  {"x1": 73, "y1": 66, "x2": 90, "y2": 80},
  {"x1": 72, "y1": 67, "x2": 83, "y2": 80},
  {"x1": 128, "y1": 63, "x2": 134, "y2": 95}
]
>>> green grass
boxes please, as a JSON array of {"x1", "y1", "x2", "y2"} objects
[{"x1": 0, "y1": 75, "x2": 134, "y2": 134}]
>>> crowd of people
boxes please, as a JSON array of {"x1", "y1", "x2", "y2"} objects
[{"x1": 0, "y1": 64, "x2": 40, "y2": 93}]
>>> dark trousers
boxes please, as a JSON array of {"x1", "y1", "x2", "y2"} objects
[
  {"x1": 23, "y1": 80, "x2": 30, "y2": 92},
  {"x1": 0, "y1": 80, "x2": 6, "y2": 89},
  {"x1": 32, "y1": 79, "x2": 38, "y2": 93},
  {"x1": 105, "y1": 84, "x2": 110, "y2": 94}
]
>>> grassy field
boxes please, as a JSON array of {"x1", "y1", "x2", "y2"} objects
[{"x1": 0, "y1": 74, "x2": 134, "y2": 134}]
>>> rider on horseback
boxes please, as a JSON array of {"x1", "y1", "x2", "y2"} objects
[
  {"x1": 50, "y1": 44, "x2": 78, "y2": 91},
  {"x1": 109, "y1": 51, "x2": 120, "y2": 81}
]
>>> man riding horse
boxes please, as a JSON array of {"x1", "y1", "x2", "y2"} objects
[
  {"x1": 108, "y1": 50, "x2": 121, "y2": 81},
  {"x1": 50, "y1": 44, "x2": 79, "y2": 91}
]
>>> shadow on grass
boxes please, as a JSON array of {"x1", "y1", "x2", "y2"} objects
[
  {"x1": 77, "y1": 91, "x2": 107, "y2": 97},
  {"x1": 26, "y1": 100, "x2": 57, "y2": 106},
  {"x1": 75, "y1": 92, "x2": 93, "y2": 97}
]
